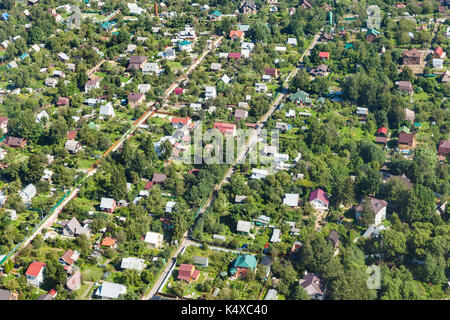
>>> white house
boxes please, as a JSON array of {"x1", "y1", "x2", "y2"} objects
[
  {"x1": 138, "y1": 84, "x2": 151, "y2": 93},
  {"x1": 121, "y1": 257, "x2": 145, "y2": 272},
  {"x1": 354, "y1": 197, "x2": 388, "y2": 226},
  {"x1": 309, "y1": 188, "x2": 329, "y2": 211},
  {"x1": 35, "y1": 110, "x2": 49, "y2": 124},
  {"x1": 65, "y1": 140, "x2": 81, "y2": 153},
  {"x1": 20, "y1": 184, "x2": 36, "y2": 203},
  {"x1": 142, "y1": 62, "x2": 160, "y2": 74},
  {"x1": 144, "y1": 231, "x2": 164, "y2": 248},
  {"x1": 99, "y1": 103, "x2": 115, "y2": 117},
  {"x1": 221, "y1": 74, "x2": 231, "y2": 84},
  {"x1": 25, "y1": 262, "x2": 46, "y2": 287},
  {"x1": 165, "y1": 201, "x2": 177, "y2": 213},
  {"x1": 287, "y1": 38, "x2": 297, "y2": 46},
  {"x1": 432, "y1": 58, "x2": 443, "y2": 69},
  {"x1": 283, "y1": 193, "x2": 299, "y2": 207},
  {"x1": 84, "y1": 78, "x2": 100, "y2": 93},
  {"x1": 250, "y1": 168, "x2": 269, "y2": 179},
  {"x1": 236, "y1": 220, "x2": 252, "y2": 235},
  {"x1": 255, "y1": 83, "x2": 268, "y2": 93},
  {"x1": 95, "y1": 282, "x2": 127, "y2": 300},
  {"x1": 205, "y1": 86, "x2": 217, "y2": 99},
  {"x1": 45, "y1": 77, "x2": 57, "y2": 87},
  {"x1": 270, "y1": 229, "x2": 282, "y2": 243}
]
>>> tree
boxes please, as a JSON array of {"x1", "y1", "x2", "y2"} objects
[
  {"x1": 48, "y1": 118, "x2": 68, "y2": 145},
  {"x1": 23, "y1": 154, "x2": 44, "y2": 184},
  {"x1": 44, "y1": 260, "x2": 67, "y2": 289},
  {"x1": 248, "y1": 22, "x2": 270, "y2": 42},
  {"x1": 327, "y1": 270, "x2": 377, "y2": 300},
  {"x1": 291, "y1": 285, "x2": 310, "y2": 300},
  {"x1": 382, "y1": 229, "x2": 407, "y2": 259},
  {"x1": 359, "y1": 197, "x2": 375, "y2": 227}
]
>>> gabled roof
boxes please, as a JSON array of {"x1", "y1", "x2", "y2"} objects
[
  {"x1": 354, "y1": 197, "x2": 388, "y2": 215},
  {"x1": 229, "y1": 30, "x2": 244, "y2": 39},
  {"x1": 101, "y1": 237, "x2": 117, "y2": 247},
  {"x1": 377, "y1": 127, "x2": 388, "y2": 135},
  {"x1": 152, "y1": 173, "x2": 167, "y2": 183},
  {"x1": 25, "y1": 262, "x2": 46, "y2": 277},
  {"x1": 96, "y1": 282, "x2": 126, "y2": 299},
  {"x1": 309, "y1": 188, "x2": 329, "y2": 206},
  {"x1": 230, "y1": 254, "x2": 257, "y2": 272}
]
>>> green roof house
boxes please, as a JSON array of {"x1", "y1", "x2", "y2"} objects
[
  {"x1": 290, "y1": 90, "x2": 312, "y2": 106},
  {"x1": 399, "y1": 125, "x2": 410, "y2": 134},
  {"x1": 210, "y1": 10, "x2": 222, "y2": 20},
  {"x1": 229, "y1": 254, "x2": 257, "y2": 279},
  {"x1": 345, "y1": 43, "x2": 354, "y2": 50}
]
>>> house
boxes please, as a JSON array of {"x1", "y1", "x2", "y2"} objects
[
  {"x1": 214, "y1": 122, "x2": 236, "y2": 136},
  {"x1": 193, "y1": 256, "x2": 209, "y2": 267},
  {"x1": 100, "y1": 197, "x2": 116, "y2": 213},
  {"x1": 229, "y1": 30, "x2": 244, "y2": 41},
  {"x1": 84, "y1": 78, "x2": 100, "y2": 92},
  {"x1": 310, "y1": 64, "x2": 328, "y2": 77},
  {"x1": 362, "y1": 224, "x2": 386, "y2": 239},
  {"x1": 25, "y1": 262, "x2": 46, "y2": 287},
  {"x1": 356, "y1": 107, "x2": 369, "y2": 120},
  {"x1": 234, "y1": 109, "x2": 248, "y2": 121},
  {"x1": 299, "y1": 272, "x2": 326, "y2": 300},
  {"x1": 163, "y1": 48, "x2": 176, "y2": 60},
  {"x1": 174, "y1": 87, "x2": 184, "y2": 95},
  {"x1": 165, "y1": 201, "x2": 176, "y2": 213},
  {"x1": 62, "y1": 217, "x2": 90, "y2": 237},
  {"x1": 320, "y1": 33, "x2": 334, "y2": 42},
  {"x1": 211, "y1": 63, "x2": 222, "y2": 71},
  {"x1": 270, "y1": 229, "x2": 281, "y2": 243},
  {"x1": 402, "y1": 48, "x2": 422, "y2": 65},
  {"x1": 366, "y1": 29, "x2": 380, "y2": 42},
  {"x1": 205, "y1": 86, "x2": 217, "y2": 99},
  {"x1": 95, "y1": 282, "x2": 127, "y2": 300},
  {"x1": 377, "y1": 127, "x2": 388, "y2": 136},
  {"x1": 20, "y1": 184, "x2": 36, "y2": 203},
  {"x1": 213, "y1": 234, "x2": 226, "y2": 241},
  {"x1": 290, "y1": 90, "x2": 311, "y2": 106},
  {"x1": 128, "y1": 55, "x2": 148, "y2": 70},
  {"x1": 287, "y1": 38, "x2": 297, "y2": 46},
  {"x1": 178, "y1": 40, "x2": 193, "y2": 52},
  {"x1": 228, "y1": 52, "x2": 242, "y2": 60},
  {"x1": 128, "y1": 92, "x2": 145, "y2": 108},
  {"x1": 250, "y1": 168, "x2": 269, "y2": 179},
  {"x1": 221, "y1": 74, "x2": 231, "y2": 84},
  {"x1": 0, "y1": 117, "x2": 8, "y2": 134},
  {"x1": 235, "y1": 195, "x2": 247, "y2": 204},
  {"x1": 300, "y1": 0, "x2": 312, "y2": 9},
  {"x1": 319, "y1": 52, "x2": 330, "y2": 60},
  {"x1": 99, "y1": 103, "x2": 115, "y2": 118},
  {"x1": 283, "y1": 193, "x2": 299, "y2": 207},
  {"x1": 328, "y1": 231, "x2": 340, "y2": 248},
  {"x1": 433, "y1": 46, "x2": 446, "y2": 59},
  {"x1": 152, "y1": 173, "x2": 168, "y2": 185},
  {"x1": 229, "y1": 254, "x2": 257, "y2": 279},
  {"x1": 178, "y1": 264, "x2": 200, "y2": 283},
  {"x1": 66, "y1": 270, "x2": 81, "y2": 291},
  {"x1": 255, "y1": 83, "x2": 267, "y2": 93},
  {"x1": 57, "y1": 97, "x2": 69, "y2": 106},
  {"x1": 0, "y1": 289, "x2": 18, "y2": 300},
  {"x1": 58, "y1": 52, "x2": 69, "y2": 62},
  {"x1": 101, "y1": 237, "x2": 117, "y2": 249},
  {"x1": 45, "y1": 77, "x2": 58, "y2": 87},
  {"x1": 59, "y1": 249, "x2": 80, "y2": 267},
  {"x1": 264, "y1": 68, "x2": 279, "y2": 79},
  {"x1": 240, "y1": 1, "x2": 257, "y2": 14},
  {"x1": 138, "y1": 84, "x2": 151, "y2": 94},
  {"x1": 142, "y1": 62, "x2": 160, "y2": 74},
  {"x1": 398, "y1": 132, "x2": 415, "y2": 147},
  {"x1": 37, "y1": 293, "x2": 53, "y2": 300},
  {"x1": 35, "y1": 110, "x2": 49, "y2": 124},
  {"x1": 264, "y1": 289, "x2": 278, "y2": 300},
  {"x1": 309, "y1": 188, "x2": 329, "y2": 210},
  {"x1": 441, "y1": 70, "x2": 450, "y2": 83},
  {"x1": 405, "y1": 108, "x2": 415, "y2": 122},
  {"x1": 236, "y1": 220, "x2": 252, "y2": 235},
  {"x1": 177, "y1": 25, "x2": 196, "y2": 41},
  {"x1": 209, "y1": 10, "x2": 222, "y2": 21},
  {"x1": 65, "y1": 140, "x2": 81, "y2": 153},
  {"x1": 4, "y1": 137, "x2": 26, "y2": 148},
  {"x1": 354, "y1": 197, "x2": 388, "y2": 226},
  {"x1": 121, "y1": 257, "x2": 146, "y2": 272},
  {"x1": 433, "y1": 58, "x2": 444, "y2": 69},
  {"x1": 171, "y1": 116, "x2": 191, "y2": 129},
  {"x1": 396, "y1": 81, "x2": 413, "y2": 94},
  {"x1": 144, "y1": 231, "x2": 164, "y2": 248},
  {"x1": 438, "y1": 140, "x2": 450, "y2": 156},
  {"x1": 127, "y1": 2, "x2": 146, "y2": 15}
]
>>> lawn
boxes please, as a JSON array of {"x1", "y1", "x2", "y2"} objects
[{"x1": 167, "y1": 61, "x2": 182, "y2": 70}]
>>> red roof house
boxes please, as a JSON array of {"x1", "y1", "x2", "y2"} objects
[
  {"x1": 57, "y1": 97, "x2": 69, "y2": 106},
  {"x1": 376, "y1": 127, "x2": 388, "y2": 136},
  {"x1": 433, "y1": 46, "x2": 446, "y2": 59},
  {"x1": 229, "y1": 30, "x2": 244, "y2": 41},
  {"x1": 174, "y1": 87, "x2": 184, "y2": 95},
  {"x1": 438, "y1": 140, "x2": 450, "y2": 156},
  {"x1": 67, "y1": 130, "x2": 77, "y2": 140},
  {"x1": 171, "y1": 116, "x2": 191, "y2": 127},
  {"x1": 101, "y1": 237, "x2": 117, "y2": 248},
  {"x1": 177, "y1": 264, "x2": 200, "y2": 283},
  {"x1": 25, "y1": 262, "x2": 46, "y2": 287},
  {"x1": 309, "y1": 188, "x2": 329, "y2": 210},
  {"x1": 319, "y1": 52, "x2": 330, "y2": 60},
  {"x1": 214, "y1": 122, "x2": 237, "y2": 136},
  {"x1": 228, "y1": 52, "x2": 241, "y2": 59}
]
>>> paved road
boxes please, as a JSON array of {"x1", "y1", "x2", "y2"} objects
[{"x1": 144, "y1": 30, "x2": 323, "y2": 299}]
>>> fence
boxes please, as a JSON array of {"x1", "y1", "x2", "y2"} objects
[{"x1": 0, "y1": 190, "x2": 71, "y2": 267}]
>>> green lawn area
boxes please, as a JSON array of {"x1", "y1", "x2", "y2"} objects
[
  {"x1": 82, "y1": 266, "x2": 104, "y2": 282},
  {"x1": 167, "y1": 61, "x2": 182, "y2": 70}
]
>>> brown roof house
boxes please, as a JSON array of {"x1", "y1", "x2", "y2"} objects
[
  {"x1": 396, "y1": 81, "x2": 413, "y2": 94},
  {"x1": 62, "y1": 217, "x2": 90, "y2": 237},
  {"x1": 299, "y1": 272, "x2": 326, "y2": 300},
  {"x1": 177, "y1": 264, "x2": 200, "y2": 283},
  {"x1": 398, "y1": 132, "x2": 415, "y2": 148},
  {"x1": 264, "y1": 68, "x2": 279, "y2": 79},
  {"x1": 128, "y1": 55, "x2": 148, "y2": 70},
  {"x1": 4, "y1": 137, "x2": 26, "y2": 148},
  {"x1": 66, "y1": 270, "x2": 81, "y2": 291},
  {"x1": 0, "y1": 289, "x2": 18, "y2": 300},
  {"x1": 65, "y1": 140, "x2": 81, "y2": 153},
  {"x1": 438, "y1": 140, "x2": 450, "y2": 156},
  {"x1": 441, "y1": 70, "x2": 450, "y2": 83},
  {"x1": 404, "y1": 107, "x2": 415, "y2": 122},
  {"x1": 240, "y1": 1, "x2": 257, "y2": 14},
  {"x1": 128, "y1": 92, "x2": 145, "y2": 108},
  {"x1": 234, "y1": 109, "x2": 248, "y2": 121},
  {"x1": 354, "y1": 197, "x2": 388, "y2": 226},
  {"x1": 402, "y1": 49, "x2": 422, "y2": 65}
]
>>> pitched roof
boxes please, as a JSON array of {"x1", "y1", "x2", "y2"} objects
[
  {"x1": 309, "y1": 188, "x2": 329, "y2": 206},
  {"x1": 354, "y1": 197, "x2": 388, "y2": 215},
  {"x1": 96, "y1": 282, "x2": 126, "y2": 299},
  {"x1": 171, "y1": 117, "x2": 190, "y2": 125},
  {"x1": 228, "y1": 52, "x2": 241, "y2": 59},
  {"x1": 398, "y1": 132, "x2": 415, "y2": 145},
  {"x1": 152, "y1": 173, "x2": 167, "y2": 183},
  {"x1": 129, "y1": 55, "x2": 147, "y2": 64},
  {"x1": 101, "y1": 236, "x2": 117, "y2": 247},
  {"x1": 214, "y1": 122, "x2": 236, "y2": 133},
  {"x1": 299, "y1": 272, "x2": 324, "y2": 295},
  {"x1": 178, "y1": 264, "x2": 195, "y2": 281},
  {"x1": 25, "y1": 262, "x2": 46, "y2": 277},
  {"x1": 319, "y1": 51, "x2": 330, "y2": 58},
  {"x1": 128, "y1": 92, "x2": 144, "y2": 102},
  {"x1": 377, "y1": 127, "x2": 388, "y2": 135},
  {"x1": 230, "y1": 254, "x2": 257, "y2": 272}
]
